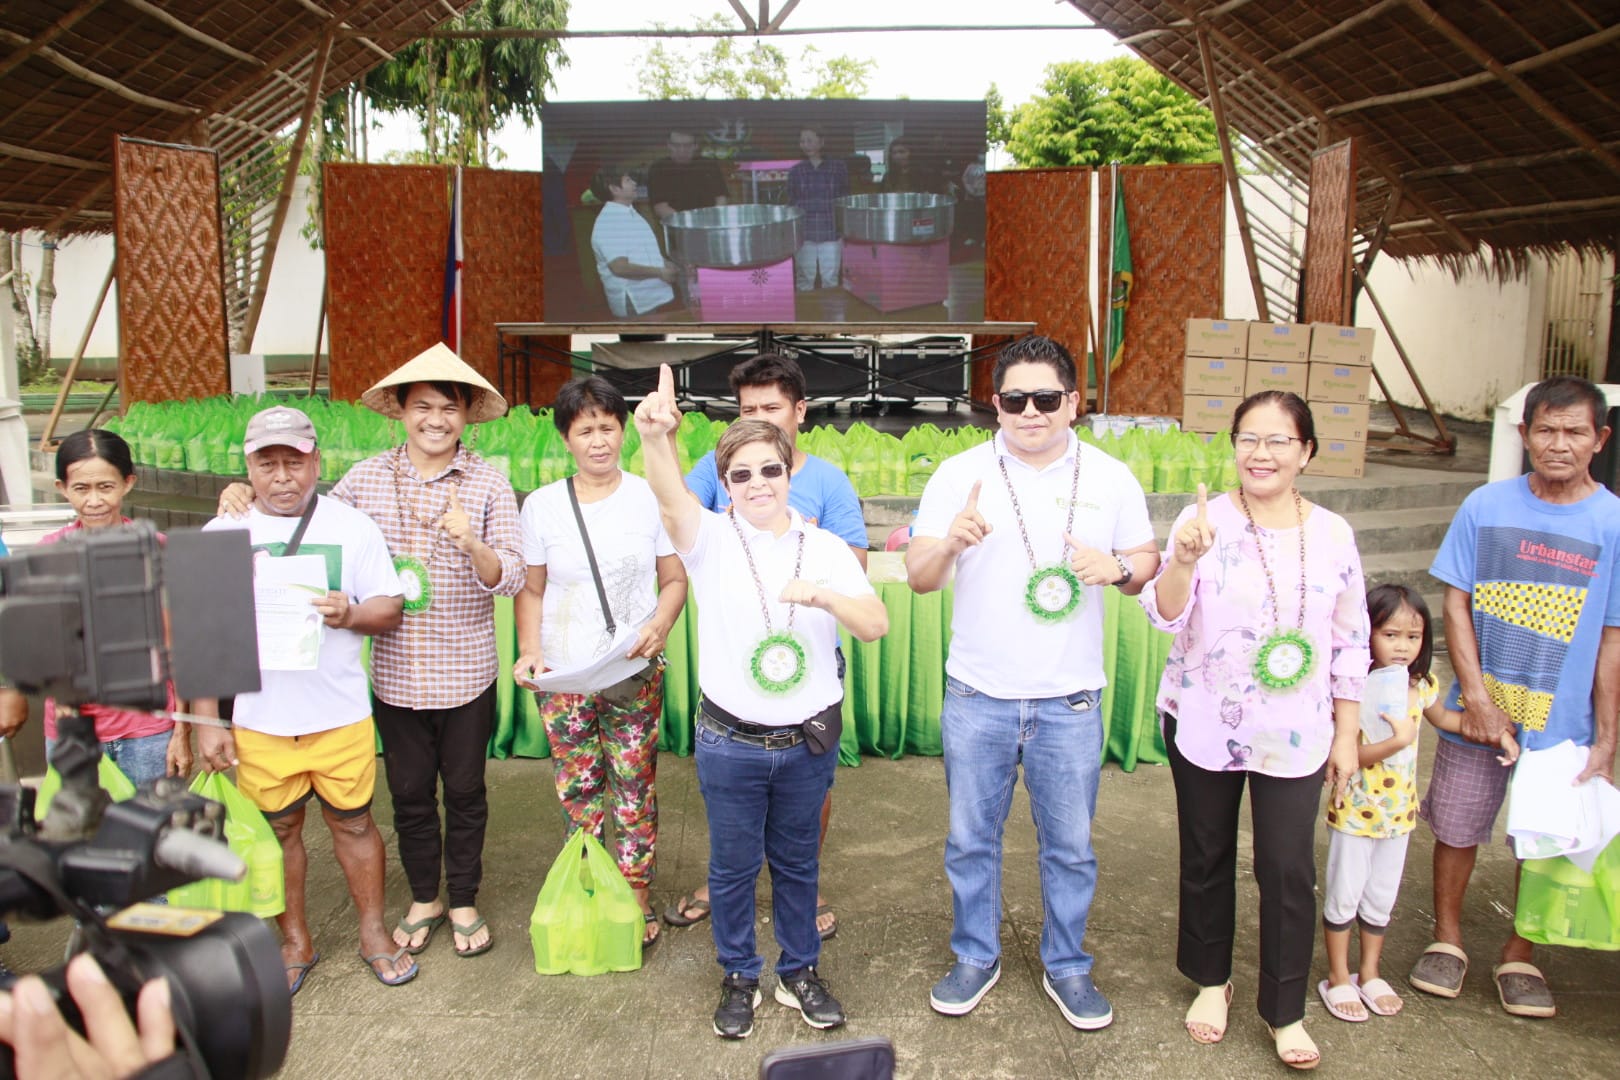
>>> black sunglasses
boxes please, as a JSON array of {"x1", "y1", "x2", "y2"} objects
[
  {"x1": 727, "y1": 462, "x2": 788, "y2": 485},
  {"x1": 997, "y1": 390, "x2": 1068, "y2": 414}
]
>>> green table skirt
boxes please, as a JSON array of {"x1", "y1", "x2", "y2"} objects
[{"x1": 489, "y1": 584, "x2": 1172, "y2": 772}]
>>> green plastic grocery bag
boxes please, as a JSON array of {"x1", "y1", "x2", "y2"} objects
[
  {"x1": 167, "y1": 772, "x2": 285, "y2": 917},
  {"x1": 35, "y1": 753, "x2": 138, "y2": 817},
  {"x1": 529, "y1": 829, "x2": 643, "y2": 975},
  {"x1": 1514, "y1": 838, "x2": 1620, "y2": 951}
]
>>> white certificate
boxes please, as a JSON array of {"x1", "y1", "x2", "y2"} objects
[
  {"x1": 531, "y1": 622, "x2": 650, "y2": 695},
  {"x1": 254, "y1": 555, "x2": 327, "y2": 671}
]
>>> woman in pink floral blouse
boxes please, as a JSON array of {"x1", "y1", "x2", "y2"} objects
[{"x1": 1140, "y1": 391, "x2": 1370, "y2": 1071}]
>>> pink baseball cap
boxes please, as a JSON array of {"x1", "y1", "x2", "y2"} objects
[{"x1": 243, "y1": 406, "x2": 317, "y2": 455}]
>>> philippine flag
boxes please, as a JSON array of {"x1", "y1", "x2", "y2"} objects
[{"x1": 441, "y1": 166, "x2": 463, "y2": 352}]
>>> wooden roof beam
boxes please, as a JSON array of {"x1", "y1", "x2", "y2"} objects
[
  {"x1": 117, "y1": 0, "x2": 262, "y2": 66},
  {"x1": 1403, "y1": 140, "x2": 1620, "y2": 178},
  {"x1": 0, "y1": 0, "x2": 105, "y2": 81},
  {"x1": 727, "y1": 1, "x2": 757, "y2": 32},
  {"x1": 0, "y1": 140, "x2": 111, "y2": 171},
  {"x1": 1161, "y1": 0, "x2": 1474, "y2": 253},
  {"x1": 766, "y1": 0, "x2": 802, "y2": 33},
  {"x1": 1402, "y1": 0, "x2": 1620, "y2": 180},
  {"x1": 0, "y1": 28, "x2": 198, "y2": 116},
  {"x1": 1272, "y1": 0, "x2": 1404, "y2": 62},
  {"x1": 1116, "y1": 0, "x2": 1261, "y2": 46},
  {"x1": 1387, "y1": 195, "x2": 1620, "y2": 228}
]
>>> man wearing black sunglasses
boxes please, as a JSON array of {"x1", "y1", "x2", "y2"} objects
[
  {"x1": 669, "y1": 352, "x2": 869, "y2": 939},
  {"x1": 908, "y1": 335, "x2": 1159, "y2": 1031}
]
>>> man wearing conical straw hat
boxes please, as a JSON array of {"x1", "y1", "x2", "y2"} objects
[{"x1": 221, "y1": 343, "x2": 524, "y2": 969}]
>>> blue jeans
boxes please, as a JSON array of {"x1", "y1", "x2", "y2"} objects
[
  {"x1": 694, "y1": 723, "x2": 837, "y2": 981},
  {"x1": 941, "y1": 676, "x2": 1104, "y2": 978},
  {"x1": 46, "y1": 729, "x2": 172, "y2": 788}
]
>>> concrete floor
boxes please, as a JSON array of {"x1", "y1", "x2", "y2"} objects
[{"x1": 6, "y1": 694, "x2": 1618, "y2": 1079}]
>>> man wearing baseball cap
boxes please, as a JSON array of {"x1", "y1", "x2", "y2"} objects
[{"x1": 193, "y1": 405, "x2": 413, "y2": 991}]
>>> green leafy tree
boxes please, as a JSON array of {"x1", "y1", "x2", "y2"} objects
[
  {"x1": 637, "y1": 16, "x2": 872, "y2": 100},
  {"x1": 362, "y1": 0, "x2": 570, "y2": 165},
  {"x1": 985, "y1": 83, "x2": 1010, "y2": 149},
  {"x1": 1004, "y1": 57, "x2": 1218, "y2": 168}
]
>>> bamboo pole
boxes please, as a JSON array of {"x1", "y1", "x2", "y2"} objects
[
  {"x1": 307, "y1": 277, "x2": 327, "y2": 395},
  {"x1": 1200, "y1": 29, "x2": 1269, "y2": 322},
  {"x1": 1101, "y1": 164, "x2": 1118, "y2": 415},
  {"x1": 40, "y1": 258, "x2": 114, "y2": 448}
]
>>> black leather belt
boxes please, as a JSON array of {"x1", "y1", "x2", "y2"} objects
[{"x1": 698, "y1": 699, "x2": 805, "y2": 750}]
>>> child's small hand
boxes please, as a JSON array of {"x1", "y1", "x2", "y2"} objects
[
  {"x1": 1496, "y1": 731, "x2": 1521, "y2": 766},
  {"x1": 1385, "y1": 710, "x2": 1418, "y2": 748}
]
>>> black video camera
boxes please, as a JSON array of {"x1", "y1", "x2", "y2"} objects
[{"x1": 0, "y1": 523, "x2": 288, "y2": 1079}]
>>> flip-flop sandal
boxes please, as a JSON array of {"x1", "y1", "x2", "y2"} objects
[
  {"x1": 1266, "y1": 1022, "x2": 1321, "y2": 1071},
  {"x1": 357, "y1": 947, "x2": 419, "y2": 987},
  {"x1": 452, "y1": 916, "x2": 494, "y2": 958},
  {"x1": 641, "y1": 912, "x2": 660, "y2": 953},
  {"x1": 1184, "y1": 981, "x2": 1233, "y2": 1044},
  {"x1": 1352, "y1": 974, "x2": 1403, "y2": 1016},
  {"x1": 1409, "y1": 941, "x2": 1468, "y2": 998},
  {"x1": 285, "y1": 952, "x2": 319, "y2": 997},
  {"x1": 816, "y1": 903, "x2": 838, "y2": 942},
  {"x1": 1317, "y1": 979, "x2": 1368, "y2": 1022},
  {"x1": 395, "y1": 912, "x2": 446, "y2": 956},
  {"x1": 662, "y1": 893, "x2": 711, "y2": 927},
  {"x1": 1493, "y1": 961, "x2": 1556, "y2": 1018}
]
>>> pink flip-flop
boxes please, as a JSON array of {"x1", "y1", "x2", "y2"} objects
[
  {"x1": 1352, "y1": 974, "x2": 1403, "y2": 1016},
  {"x1": 1317, "y1": 978, "x2": 1368, "y2": 1022}
]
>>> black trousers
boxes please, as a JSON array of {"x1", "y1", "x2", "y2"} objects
[
  {"x1": 1163, "y1": 712, "x2": 1324, "y2": 1027},
  {"x1": 373, "y1": 681, "x2": 496, "y2": 909}
]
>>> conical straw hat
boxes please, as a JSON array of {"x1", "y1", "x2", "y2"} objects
[{"x1": 360, "y1": 342, "x2": 508, "y2": 423}]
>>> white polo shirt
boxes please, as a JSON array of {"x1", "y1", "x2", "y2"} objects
[
  {"x1": 679, "y1": 507, "x2": 873, "y2": 726},
  {"x1": 913, "y1": 431, "x2": 1154, "y2": 699},
  {"x1": 590, "y1": 201, "x2": 675, "y2": 317}
]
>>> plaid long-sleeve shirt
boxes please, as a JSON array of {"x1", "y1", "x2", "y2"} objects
[
  {"x1": 331, "y1": 445, "x2": 524, "y2": 710},
  {"x1": 787, "y1": 157, "x2": 849, "y2": 243}
]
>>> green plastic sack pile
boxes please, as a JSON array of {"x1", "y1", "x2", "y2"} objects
[
  {"x1": 528, "y1": 829, "x2": 643, "y2": 975},
  {"x1": 166, "y1": 772, "x2": 285, "y2": 918},
  {"x1": 112, "y1": 395, "x2": 1238, "y2": 495}
]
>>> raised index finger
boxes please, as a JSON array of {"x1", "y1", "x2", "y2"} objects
[
  {"x1": 964, "y1": 479, "x2": 982, "y2": 512},
  {"x1": 1195, "y1": 482, "x2": 1209, "y2": 519},
  {"x1": 658, "y1": 362, "x2": 675, "y2": 402},
  {"x1": 447, "y1": 487, "x2": 464, "y2": 511}
]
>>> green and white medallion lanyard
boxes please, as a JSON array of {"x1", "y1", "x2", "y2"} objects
[
  {"x1": 998, "y1": 450, "x2": 1084, "y2": 622},
  {"x1": 730, "y1": 507, "x2": 808, "y2": 694},
  {"x1": 1240, "y1": 487, "x2": 1315, "y2": 692},
  {"x1": 391, "y1": 444, "x2": 457, "y2": 615}
]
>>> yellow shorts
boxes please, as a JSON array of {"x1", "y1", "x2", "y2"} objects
[{"x1": 234, "y1": 719, "x2": 377, "y2": 818}]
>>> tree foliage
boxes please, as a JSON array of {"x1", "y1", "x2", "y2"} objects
[
  {"x1": 1004, "y1": 58, "x2": 1218, "y2": 168},
  {"x1": 636, "y1": 16, "x2": 873, "y2": 101},
  {"x1": 362, "y1": 0, "x2": 570, "y2": 165}
]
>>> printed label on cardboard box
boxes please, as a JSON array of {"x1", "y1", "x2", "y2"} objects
[
  {"x1": 1308, "y1": 324, "x2": 1376, "y2": 366},
  {"x1": 1246, "y1": 322, "x2": 1310, "y2": 362},
  {"x1": 1310, "y1": 438, "x2": 1367, "y2": 478},
  {"x1": 1182, "y1": 395, "x2": 1235, "y2": 433},
  {"x1": 1307, "y1": 362, "x2": 1371, "y2": 403},
  {"x1": 1185, "y1": 318, "x2": 1248, "y2": 358},
  {"x1": 1183, "y1": 355, "x2": 1248, "y2": 397},
  {"x1": 1313, "y1": 401, "x2": 1371, "y2": 441},
  {"x1": 1244, "y1": 360, "x2": 1309, "y2": 397}
]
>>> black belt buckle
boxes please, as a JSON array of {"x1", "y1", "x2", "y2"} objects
[{"x1": 761, "y1": 728, "x2": 800, "y2": 750}]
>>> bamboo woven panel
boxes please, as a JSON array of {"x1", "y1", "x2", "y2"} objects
[
  {"x1": 1304, "y1": 140, "x2": 1355, "y2": 325},
  {"x1": 462, "y1": 169, "x2": 566, "y2": 409},
  {"x1": 113, "y1": 138, "x2": 230, "y2": 405},
  {"x1": 982, "y1": 168, "x2": 1091, "y2": 405},
  {"x1": 1096, "y1": 164, "x2": 1224, "y2": 416},
  {"x1": 325, "y1": 163, "x2": 450, "y2": 403}
]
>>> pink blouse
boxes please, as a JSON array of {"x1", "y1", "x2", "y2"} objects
[{"x1": 1139, "y1": 494, "x2": 1369, "y2": 778}]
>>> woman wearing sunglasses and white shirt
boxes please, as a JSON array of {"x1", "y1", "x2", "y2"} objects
[{"x1": 635, "y1": 363, "x2": 887, "y2": 1041}]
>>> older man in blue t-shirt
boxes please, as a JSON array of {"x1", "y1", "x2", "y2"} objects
[
  {"x1": 1411, "y1": 376, "x2": 1619, "y2": 1019},
  {"x1": 665, "y1": 352, "x2": 867, "y2": 939}
]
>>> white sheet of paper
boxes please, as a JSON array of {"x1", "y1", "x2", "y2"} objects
[
  {"x1": 531, "y1": 622, "x2": 649, "y2": 695},
  {"x1": 254, "y1": 554, "x2": 327, "y2": 671}
]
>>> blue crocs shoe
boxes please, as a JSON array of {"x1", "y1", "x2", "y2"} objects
[
  {"x1": 1043, "y1": 970, "x2": 1114, "y2": 1030},
  {"x1": 929, "y1": 959, "x2": 1001, "y2": 1016}
]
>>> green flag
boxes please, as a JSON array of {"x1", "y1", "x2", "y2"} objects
[{"x1": 1107, "y1": 188, "x2": 1134, "y2": 374}]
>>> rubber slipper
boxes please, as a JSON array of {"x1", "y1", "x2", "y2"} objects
[
  {"x1": 1317, "y1": 979, "x2": 1367, "y2": 1023},
  {"x1": 1409, "y1": 941, "x2": 1468, "y2": 999},
  {"x1": 816, "y1": 903, "x2": 838, "y2": 942},
  {"x1": 1493, "y1": 961, "x2": 1556, "y2": 1018},
  {"x1": 663, "y1": 893, "x2": 711, "y2": 927},
  {"x1": 641, "y1": 912, "x2": 660, "y2": 953},
  {"x1": 452, "y1": 916, "x2": 493, "y2": 958},
  {"x1": 285, "y1": 951, "x2": 319, "y2": 997},
  {"x1": 1266, "y1": 1022, "x2": 1321, "y2": 1071},
  {"x1": 1352, "y1": 974, "x2": 1403, "y2": 1016},
  {"x1": 1184, "y1": 981, "x2": 1233, "y2": 1044},
  {"x1": 395, "y1": 912, "x2": 446, "y2": 956},
  {"x1": 358, "y1": 947, "x2": 419, "y2": 987}
]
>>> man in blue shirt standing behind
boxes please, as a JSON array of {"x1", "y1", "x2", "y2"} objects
[
  {"x1": 1411, "y1": 375, "x2": 1619, "y2": 1019},
  {"x1": 667, "y1": 352, "x2": 867, "y2": 940}
]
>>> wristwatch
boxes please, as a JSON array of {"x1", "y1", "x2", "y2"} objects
[{"x1": 1113, "y1": 554, "x2": 1134, "y2": 586}]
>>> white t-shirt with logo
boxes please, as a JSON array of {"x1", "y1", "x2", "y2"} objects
[{"x1": 205, "y1": 495, "x2": 403, "y2": 736}]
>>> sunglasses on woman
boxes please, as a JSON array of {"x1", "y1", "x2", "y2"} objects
[
  {"x1": 726, "y1": 462, "x2": 789, "y2": 485},
  {"x1": 997, "y1": 390, "x2": 1068, "y2": 414}
]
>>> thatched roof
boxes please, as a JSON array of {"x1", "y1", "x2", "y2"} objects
[
  {"x1": 1064, "y1": 1, "x2": 1620, "y2": 269},
  {"x1": 0, "y1": 0, "x2": 477, "y2": 235}
]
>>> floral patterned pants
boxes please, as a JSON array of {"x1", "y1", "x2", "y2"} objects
[{"x1": 537, "y1": 667, "x2": 661, "y2": 888}]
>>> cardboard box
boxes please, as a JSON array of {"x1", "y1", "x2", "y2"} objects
[
  {"x1": 1313, "y1": 400, "x2": 1371, "y2": 442},
  {"x1": 1183, "y1": 355, "x2": 1247, "y2": 397},
  {"x1": 1182, "y1": 395, "x2": 1237, "y2": 434},
  {"x1": 1245, "y1": 360, "x2": 1309, "y2": 397},
  {"x1": 1309, "y1": 324, "x2": 1376, "y2": 366},
  {"x1": 1246, "y1": 322, "x2": 1310, "y2": 362},
  {"x1": 1307, "y1": 362, "x2": 1371, "y2": 403},
  {"x1": 1185, "y1": 318, "x2": 1248, "y2": 358},
  {"x1": 1310, "y1": 438, "x2": 1367, "y2": 479}
]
